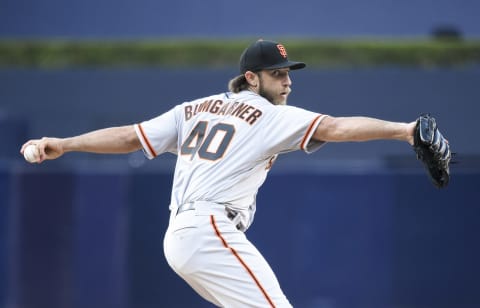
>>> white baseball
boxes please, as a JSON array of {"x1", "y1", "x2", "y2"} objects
[{"x1": 24, "y1": 144, "x2": 40, "y2": 163}]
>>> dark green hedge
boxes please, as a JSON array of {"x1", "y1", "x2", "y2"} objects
[{"x1": 1, "y1": 39, "x2": 479, "y2": 68}]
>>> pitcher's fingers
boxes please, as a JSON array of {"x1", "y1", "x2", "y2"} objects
[
  {"x1": 20, "y1": 140, "x2": 39, "y2": 154},
  {"x1": 36, "y1": 141, "x2": 48, "y2": 161}
]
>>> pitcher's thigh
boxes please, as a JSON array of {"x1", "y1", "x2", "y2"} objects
[{"x1": 183, "y1": 215, "x2": 292, "y2": 307}]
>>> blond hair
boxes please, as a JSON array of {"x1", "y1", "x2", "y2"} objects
[{"x1": 228, "y1": 75, "x2": 250, "y2": 93}]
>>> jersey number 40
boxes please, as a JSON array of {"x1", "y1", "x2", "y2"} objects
[{"x1": 181, "y1": 121, "x2": 235, "y2": 161}]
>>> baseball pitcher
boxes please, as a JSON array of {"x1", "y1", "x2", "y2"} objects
[{"x1": 21, "y1": 40, "x2": 451, "y2": 307}]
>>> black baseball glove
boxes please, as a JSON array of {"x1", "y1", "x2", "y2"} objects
[{"x1": 413, "y1": 114, "x2": 451, "y2": 188}]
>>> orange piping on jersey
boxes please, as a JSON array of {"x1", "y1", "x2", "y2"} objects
[
  {"x1": 137, "y1": 124, "x2": 158, "y2": 157},
  {"x1": 300, "y1": 115, "x2": 322, "y2": 151},
  {"x1": 210, "y1": 215, "x2": 276, "y2": 308}
]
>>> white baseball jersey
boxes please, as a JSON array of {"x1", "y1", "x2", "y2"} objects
[
  {"x1": 134, "y1": 90, "x2": 326, "y2": 230},
  {"x1": 134, "y1": 90, "x2": 328, "y2": 307}
]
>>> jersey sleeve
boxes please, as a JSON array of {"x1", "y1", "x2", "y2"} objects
[
  {"x1": 263, "y1": 105, "x2": 328, "y2": 155},
  {"x1": 134, "y1": 106, "x2": 180, "y2": 159},
  {"x1": 301, "y1": 114, "x2": 328, "y2": 153}
]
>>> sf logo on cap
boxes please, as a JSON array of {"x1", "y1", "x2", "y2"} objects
[{"x1": 276, "y1": 44, "x2": 288, "y2": 58}]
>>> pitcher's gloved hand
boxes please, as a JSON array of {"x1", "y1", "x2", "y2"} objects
[{"x1": 413, "y1": 114, "x2": 451, "y2": 188}]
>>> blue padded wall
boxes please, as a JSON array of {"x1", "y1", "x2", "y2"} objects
[{"x1": 1, "y1": 164, "x2": 478, "y2": 308}]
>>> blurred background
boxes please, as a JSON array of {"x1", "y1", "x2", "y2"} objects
[{"x1": 1, "y1": 0, "x2": 479, "y2": 307}]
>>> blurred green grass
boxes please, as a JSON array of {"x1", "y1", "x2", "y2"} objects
[{"x1": 1, "y1": 38, "x2": 479, "y2": 69}]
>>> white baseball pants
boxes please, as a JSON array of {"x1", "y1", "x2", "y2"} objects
[{"x1": 164, "y1": 202, "x2": 292, "y2": 307}]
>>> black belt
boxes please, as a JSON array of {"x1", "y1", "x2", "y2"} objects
[{"x1": 176, "y1": 203, "x2": 244, "y2": 231}]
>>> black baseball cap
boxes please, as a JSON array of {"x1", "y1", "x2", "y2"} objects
[{"x1": 239, "y1": 39, "x2": 306, "y2": 74}]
